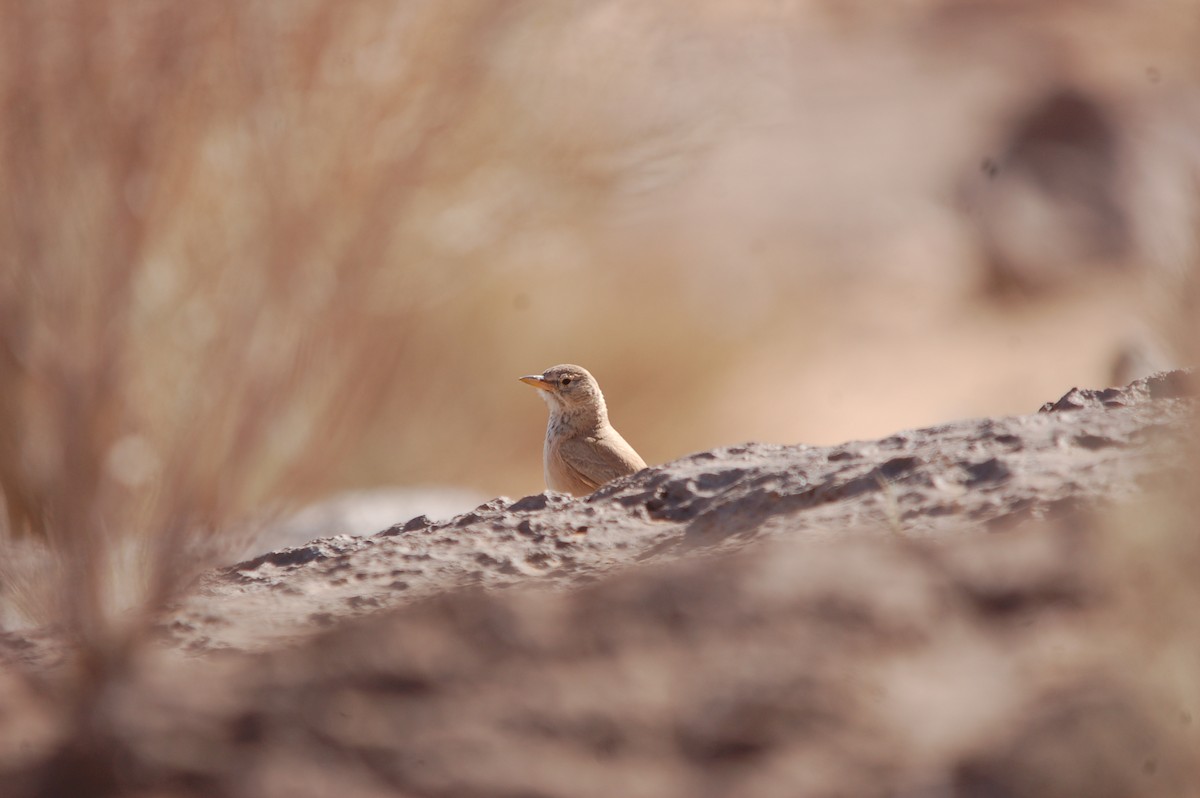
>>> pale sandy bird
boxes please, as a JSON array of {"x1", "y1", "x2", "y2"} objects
[{"x1": 519, "y1": 364, "x2": 647, "y2": 495}]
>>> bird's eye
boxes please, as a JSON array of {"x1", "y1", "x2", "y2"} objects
[{"x1": 560, "y1": 377, "x2": 572, "y2": 386}]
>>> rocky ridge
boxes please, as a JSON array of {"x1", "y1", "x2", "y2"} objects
[
  {"x1": 165, "y1": 370, "x2": 1195, "y2": 653},
  {"x1": 2, "y1": 372, "x2": 1195, "y2": 798}
]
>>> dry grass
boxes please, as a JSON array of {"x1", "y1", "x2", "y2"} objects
[{"x1": 0, "y1": 2, "x2": 521, "y2": 633}]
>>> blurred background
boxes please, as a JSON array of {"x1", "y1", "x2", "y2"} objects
[{"x1": 1, "y1": 0, "x2": 1198, "y2": 621}]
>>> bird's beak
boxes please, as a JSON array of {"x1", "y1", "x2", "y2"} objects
[{"x1": 519, "y1": 374, "x2": 552, "y2": 391}]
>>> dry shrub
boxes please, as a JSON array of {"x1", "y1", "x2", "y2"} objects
[{"x1": 0, "y1": 1, "x2": 515, "y2": 635}]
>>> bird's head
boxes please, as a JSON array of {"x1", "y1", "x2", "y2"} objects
[{"x1": 519, "y1": 364, "x2": 605, "y2": 414}]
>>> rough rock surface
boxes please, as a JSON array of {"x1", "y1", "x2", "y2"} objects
[
  {"x1": 1, "y1": 372, "x2": 1198, "y2": 798},
  {"x1": 241, "y1": 486, "x2": 485, "y2": 561},
  {"x1": 163, "y1": 371, "x2": 1194, "y2": 654}
]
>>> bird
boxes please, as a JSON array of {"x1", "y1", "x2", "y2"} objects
[{"x1": 519, "y1": 364, "x2": 647, "y2": 496}]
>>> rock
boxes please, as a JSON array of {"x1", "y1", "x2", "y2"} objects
[
  {"x1": 1039, "y1": 369, "x2": 1196, "y2": 413},
  {"x1": 1, "y1": 373, "x2": 1197, "y2": 797},
  {"x1": 155, "y1": 371, "x2": 1195, "y2": 654},
  {"x1": 243, "y1": 487, "x2": 485, "y2": 560}
]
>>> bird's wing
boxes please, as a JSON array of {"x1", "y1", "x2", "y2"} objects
[{"x1": 558, "y1": 429, "x2": 647, "y2": 491}]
